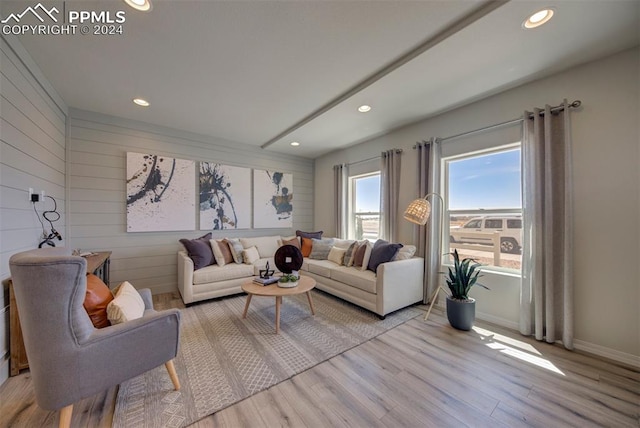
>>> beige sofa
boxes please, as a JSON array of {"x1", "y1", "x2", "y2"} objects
[{"x1": 178, "y1": 235, "x2": 424, "y2": 317}]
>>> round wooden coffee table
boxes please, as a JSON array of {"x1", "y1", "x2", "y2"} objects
[{"x1": 241, "y1": 276, "x2": 316, "y2": 334}]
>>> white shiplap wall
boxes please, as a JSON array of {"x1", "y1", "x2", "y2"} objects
[
  {"x1": 67, "y1": 108, "x2": 314, "y2": 295},
  {"x1": 0, "y1": 35, "x2": 68, "y2": 384}
]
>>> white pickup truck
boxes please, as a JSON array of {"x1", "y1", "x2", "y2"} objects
[{"x1": 450, "y1": 216, "x2": 522, "y2": 254}]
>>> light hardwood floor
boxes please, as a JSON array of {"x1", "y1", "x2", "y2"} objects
[{"x1": 1, "y1": 292, "x2": 638, "y2": 427}]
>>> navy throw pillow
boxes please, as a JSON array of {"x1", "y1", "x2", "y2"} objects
[
  {"x1": 367, "y1": 240, "x2": 403, "y2": 273},
  {"x1": 179, "y1": 233, "x2": 214, "y2": 270}
]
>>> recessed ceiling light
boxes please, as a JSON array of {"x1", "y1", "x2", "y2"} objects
[
  {"x1": 290, "y1": 141, "x2": 300, "y2": 146},
  {"x1": 523, "y1": 9, "x2": 554, "y2": 29},
  {"x1": 358, "y1": 105, "x2": 372, "y2": 113},
  {"x1": 124, "y1": 0, "x2": 152, "y2": 12},
  {"x1": 133, "y1": 98, "x2": 150, "y2": 107}
]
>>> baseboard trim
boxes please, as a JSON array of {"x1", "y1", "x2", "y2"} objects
[
  {"x1": 0, "y1": 354, "x2": 9, "y2": 387},
  {"x1": 475, "y1": 311, "x2": 519, "y2": 331},
  {"x1": 435, "y1": 304, "x2": 640, "y2": 368},
  {"x1": 573, "y1": 339, "x2": 640, "y2": 369}
]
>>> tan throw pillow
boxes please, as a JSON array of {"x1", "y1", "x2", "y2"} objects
[
  {"x1": 211, "y1": 239, "x2": 234, "y2": 267},
  {"x1": 352, "y1": 242, "x2": 367, "y2": 267},
  {"x1": 83, "y1": 273, "x2": 113, "y2": 328},
  {"x1": 106, "y1": 281, "x2": 145, "y2": 325},
  {"x1": 328, "y1": 247, "x2": 347, "y2": 265},
  {"x1": 281, "y1": 237, "x2": 301, "y2": 250},
  {"x1": 243, "y1": 246, "x2": 260, "y2": 264}
]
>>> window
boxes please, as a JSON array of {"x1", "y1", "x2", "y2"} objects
[
  {"x1": 348, "y1": 172, "x2": 380, "y2": 241},
  {"x1": 444, "y1": 144, "x2": 522, "y2": 272}
]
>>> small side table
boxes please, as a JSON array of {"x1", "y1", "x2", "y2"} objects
[{"x1": 9, "y1": 250, "x2": 112, "y2": 376}]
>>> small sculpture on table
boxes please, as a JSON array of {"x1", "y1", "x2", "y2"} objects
[{"x1": 259, "y1": 261, "x2": 275, "y2": 279}]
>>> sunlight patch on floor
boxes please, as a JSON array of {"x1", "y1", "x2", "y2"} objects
[{"x1": 473, "y1": 326, "x2": 565, "y2": 375}]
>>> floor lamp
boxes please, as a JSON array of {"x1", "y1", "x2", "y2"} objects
[{"x1": 403, "y1": 193, "x2": 446, "y2": 321}]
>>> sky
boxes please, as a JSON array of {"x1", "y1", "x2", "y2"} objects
[
  {"x1": 355, "y1": 175, "x2": 381, "y2": 212},
  {"x1": 354, "y1": 148, "x2": 521, "y2": 212},
  {"x1": 448, "y1": 148, "x2": 521, "y2": 210}
]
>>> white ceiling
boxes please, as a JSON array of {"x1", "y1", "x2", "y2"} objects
[{"x1": 4, "y1": 0, "x2": 639, "y2": 158}]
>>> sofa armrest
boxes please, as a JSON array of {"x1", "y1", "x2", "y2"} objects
[
  {"x1": 177, "y1": 250, "x2": 194, "y2": 304},
  {"x1": 376, "y1": 257, "x2": 425, "y2": 315}
]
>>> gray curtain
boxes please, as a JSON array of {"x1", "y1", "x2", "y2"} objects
[
  {"x1": 333, "y1": 163, "x2": 348, "y2": 239},
  {"x1": 520, "y1": 100, "x2": 574, "y2": 350},
  {"x1": 380, "y1": 149, "x2": 402, "y2": 242},
  {"x1": 415, "y1": 138, "x2": 441, "y2": 304}
]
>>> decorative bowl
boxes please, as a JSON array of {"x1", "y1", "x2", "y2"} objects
[{"x1": 277, "y1": 280, "x2": 298, "y2": 288}]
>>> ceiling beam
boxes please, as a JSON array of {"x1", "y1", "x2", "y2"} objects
[{"x1": 260, "y1": 0, "x2": 510, "y2": 150}]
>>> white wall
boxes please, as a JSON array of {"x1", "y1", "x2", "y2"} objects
[
  {"x1": 0, "y1": 34, "x2": 68, "y2": 383},
  {"x1": 67, "y1": 109, "x2": 314, "y2": 295},
  {"x1": 314, "y1": 47, "x2": 640, "y2": 364}
]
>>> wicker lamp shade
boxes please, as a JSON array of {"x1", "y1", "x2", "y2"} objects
[{"x1": 403, "y1": 197, "x2": 431, "y2": 225}]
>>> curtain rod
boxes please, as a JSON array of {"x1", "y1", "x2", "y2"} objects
[
  {"x1": 345, "y1": 148, "x2": 402, "y2": 167},
  {"x1": 415, "y1": 100, "x2": 581, "y2": 146}
]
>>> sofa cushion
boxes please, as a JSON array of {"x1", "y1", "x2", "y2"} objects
[
  {"x1": 393, "y1": 245, "x2": 417, "y2": 261},
  {"x1": 328, "y1": 247, "x2": 346, "y2": 265},
  {"x1": 368, "y1": 240, "x2": 403, "y2": 272},
  {"x1": 224, "y1": 238, "x2": 245, "y2": 264},
  {"x1": 240, "y1": 236, "x2": 280, "y2": 258},
  {"x1": 83, "y1": 273, "x2": 113, "y2": 328},
  {"x1": 179, "y1": 233, "x2": 214, "y2": 270},
  {"x1": 307, "y1": 259, "x2": 338, "y2": 277},
  {"x1": 193, "y1": 263, "x2": 254, "y2": 284},
  {"x1": 211, "y1": 239, "x2": 234, "y2": 267},
  {"x1": 309, "y1": 238, "x2": 335, "y2": 260},
  {"x1": 331, "y1": 266, "x2": 377, "y2": 294}
]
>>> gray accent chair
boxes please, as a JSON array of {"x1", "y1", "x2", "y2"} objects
[{"x1": 9, "y1": 248, "x2": 181, "y2": 428}]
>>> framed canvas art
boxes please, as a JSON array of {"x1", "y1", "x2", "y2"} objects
[
  {"x1": 126, "y1": 152, "x2": 195, "y2": 232},
  {"x1": 199, "y1": 162, "x2": 251, "y2": 230},
  {"x1": 253, "y1": 169, "x2": 293, "y2": 228}
]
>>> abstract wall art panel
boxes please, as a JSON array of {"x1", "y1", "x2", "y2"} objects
[
  {"x1": 199, "y1": 162, "x2": 251, "y2": 230},
  {"x1": 253, "y1": 169, "x2": 293, "y2": 228},
  {"x1": 126, "y1": 152, "x2": 195, "y2": 232}
]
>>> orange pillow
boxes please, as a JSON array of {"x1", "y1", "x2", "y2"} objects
[
  {"x1": 301, "y1": 237, "x2": 313, "y2": 257},
  {"x1": 84, "y1": 274, "x2": 114, "y2": 328}
]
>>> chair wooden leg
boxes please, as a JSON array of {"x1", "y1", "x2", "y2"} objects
[
  {"x1": 165, "y1": 360, "x2": 180, "y2": 391},
  {"x1": 59, "y1": 404, "x2": 73, "y2": 428}
]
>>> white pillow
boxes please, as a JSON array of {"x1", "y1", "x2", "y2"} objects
[
  {"x1": 107, "y1": 281, "x2": 145, "y2": 325},
  {"x1": 393, "y1": 245, "x2": 417, "y2": 260},
  {"x1": 328, "y1": 247, "x2": 347, "y2": 265},
  {"x1": 360, "y1": 241, "x2": 373, "y2": 271},
  {"x1": 242, "y1": 246, "x2": 260, "y2": 264}
]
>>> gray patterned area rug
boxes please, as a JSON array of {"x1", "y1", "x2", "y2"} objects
[{"x1": 112, "y1": 290, "x2": 421, "y2": 427}]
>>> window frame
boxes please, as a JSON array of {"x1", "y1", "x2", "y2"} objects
[
  {"x1": 348, "y1": 171, "x2": 381, "y2": 241},
  {"x1": 442, "y1": 142, "x2": 523, "y2": 275}
]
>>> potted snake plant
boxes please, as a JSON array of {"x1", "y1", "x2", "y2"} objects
[{"x1": 444, "y1": 249, "x2": 489, "y2": 330}]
